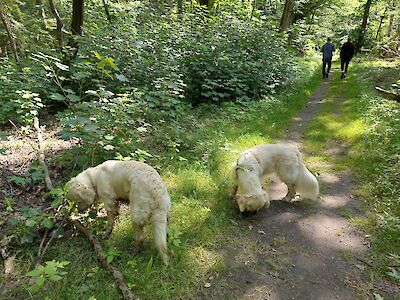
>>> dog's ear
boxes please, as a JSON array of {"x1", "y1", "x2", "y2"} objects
[{"x1": 64, "y1": 178, "x2": 74, "y2": 192}]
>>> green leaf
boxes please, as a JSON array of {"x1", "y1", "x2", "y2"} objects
[
  {"x1": 0, "y1": 133, "x2": 7, "y2": 141},
  {"x1": 28, "y1": 284, "x2": 42, "y2": 293},
  {"x1": 8, "y1": 217, "x2": 20, "y2": 226},
  {"x1": 25, "y1": 219, "x2": 37, "y2": 227},
  {"x1": 116, "y1": 74, "x2": 129, "y2": 82},
  {"x1": 26, "y1": 269, "x2": 42, "y2": 277},
  {"x1": 50, "y1": 93, "x2": 66, "y2": 101},
  {"x1": 92, "y1": 51, "x2": 103, "y2": 60},
  {"x1": 36, "y1": 275, "x2": 45, "y2": 287},
  {"x1": 48, "y1": 274, "x2": 62, "y2": 282},
  {"x1": 41, "y1": 218, "x2": 54, "y2": 229},
  {"x1": 51, "y1": 198, "x2": 62, "y2": 208},
  {"x1": 54, "y1": 62, "x2": 69, "y2": 71},
  {"x1": 104, "y1": 145, "x2": 115, "y2": 151},
  {"x1": 67, "y1": 94, "x2": 81, "y2": 102}
]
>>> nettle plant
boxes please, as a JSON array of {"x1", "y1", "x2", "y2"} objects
[
  {"x1": 26, "y1": 260, "x2": 70, "y2": 293},
  {"x1": 59, "y1": 89, "x2": 149, "y2": 160}
]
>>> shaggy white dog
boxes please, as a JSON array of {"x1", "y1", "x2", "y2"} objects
[
  {"x1": 66, "y1": 160, "x2": 171, "y2": 265},
  {"x1": 231, "y1": 144, "x2": 319, "y2": 213}
]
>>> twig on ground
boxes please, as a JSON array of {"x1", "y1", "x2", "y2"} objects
[
  {"x1": 37, "y1": 218, "x2": 66, "y2": 265},
  {"x1": 37, "y1": 229, "x2": 49, "y2": 260},
  {"x1": 66, "y1": 216, "x2": 134, "y2": 300},
  {"x1": 356, "y1": 257, "x2": 373, "y2": 268}
]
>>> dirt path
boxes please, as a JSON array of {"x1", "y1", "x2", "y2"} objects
[{"x1": 201, "y1": 69, "x2": 369, "y2": 299}]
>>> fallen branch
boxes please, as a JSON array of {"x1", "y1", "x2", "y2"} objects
[
  {"x1": 375, "y1": 87, "x2": 400, "y2": 102},
  {"x1": 66, "y1": 216, "x2": 134, "y2": 300}
]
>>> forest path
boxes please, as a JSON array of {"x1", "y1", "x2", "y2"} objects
[{"x1": 201, "y1": 68, "x2": 369, "y2": 299}]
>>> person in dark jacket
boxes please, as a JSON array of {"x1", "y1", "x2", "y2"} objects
[
  {"x1": 340, "y1": 37, "x2": 355, "y2": 79},
  {"x1": 321, "y1": 37, "x2": 335, "y2": 78}
]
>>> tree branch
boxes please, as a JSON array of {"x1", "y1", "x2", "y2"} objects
[{"x1": 66, "y1": 216, "x2": 134, "y2": 300}]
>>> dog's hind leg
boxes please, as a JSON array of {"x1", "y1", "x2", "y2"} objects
[
  {"x1": 282, "y1": 184, "x2": 296, "y2": 202},
  {"x1": 103, "y1": 210, "x2": 117, "y2": 239},
  {"x1": 153, "y1": 221, "x2": 169, "y2": 265},
  {"x1": 133, "y1": 222, "x2": 145, "y2": 246}
]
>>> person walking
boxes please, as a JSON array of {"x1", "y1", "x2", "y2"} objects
[
  {"x1": 321, "y1": 37, "x2": 335, "y2": 78},
  {"x1": 340, "y1": 37, "x2": 355, "y2": 79}
]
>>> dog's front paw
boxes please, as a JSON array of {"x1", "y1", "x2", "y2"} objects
[{"x1": 282, "y1": 196, "x2": 294, "y2": 203}]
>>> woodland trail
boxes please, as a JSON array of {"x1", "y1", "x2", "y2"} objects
[{"x1": 200, "y1": 68, "x2": 369, "y2": 299}]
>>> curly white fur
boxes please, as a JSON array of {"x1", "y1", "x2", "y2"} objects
[
  {"x1": 66, "y1": 160, "x2": 171, "y2": 265},
  {"x1": 231, "y1": 144, "x2": 319, "y2": 212}
]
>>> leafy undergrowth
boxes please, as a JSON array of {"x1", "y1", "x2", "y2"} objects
[
  {"x1": 0, "y1": 58, "x2": 320, "y2": 299},
  {"x1": 304, "y1": 57, "x2": 400, "y2": 292}
]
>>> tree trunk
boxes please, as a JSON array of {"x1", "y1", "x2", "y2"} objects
[
  {"x1": 279, "y1": 0, "x2": 292, "y2": 32},
  {"x1": 177, "y1": 0, "x2": 183, "y2": 14},
  {"x1": 375, "y1": 4, "x2": 388, "y2": 40},
  {"x1": 250, "y1": 0, "x2": 257, "y2": 21},
  {"x1": 66, "y1": 0, "x2": 84, "y2": 63},
  {"x1": 387, "y1": 1, "x2": 395, "y2": 37},
  {"x1": 356, "y1": 0, "x2": 373, "y2": 53},
  {"x1": 102, "y1": 0, "x2": 112, "y2": 23},
  {"x1": 70, "y1": 0, "x2": 84, "y2": 36},
  {"x1": 48, "y1": 0, "x2": 64, "y2": 49},
  {"x1": 0, "y1": 1, "x2": 20, "y2": 62},
  {"x1": 37, "y1": 0, "x2": 48, "y2": 28}
]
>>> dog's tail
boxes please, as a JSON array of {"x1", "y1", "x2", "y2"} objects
[{"x1": 295, "y1": 151, "x2": 319, "y2": 200}]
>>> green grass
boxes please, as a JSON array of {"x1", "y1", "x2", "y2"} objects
[
  {"x1": 304, "y1": 57, "x2": 400, "y2": 283},
  {"x1": 0, "y1": 58, "x2": 322, "y2": 299}
]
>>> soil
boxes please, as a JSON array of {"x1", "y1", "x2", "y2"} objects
[{"x1": 199, "y1": 70, "x2": 376, "y2": 299}]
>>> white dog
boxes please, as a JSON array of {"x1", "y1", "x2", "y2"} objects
[
  {"x1": 231, "y1": 144, "x2": 319, "y2": 213},
  {"x1": 66, "y1": 160, "x2": 171, "y2": 265}
]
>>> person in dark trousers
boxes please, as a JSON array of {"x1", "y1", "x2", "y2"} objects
[
  {"x1": 340, "y1": 37, "x2": 355, "y2": 79},
  {"x1": 321, "y1": 37, "x2": 335, "y2": 78}
]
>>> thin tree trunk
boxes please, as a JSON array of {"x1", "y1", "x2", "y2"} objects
[
  {"x1": 375, "y1": 5, "x2": 388, "y2": 40},
  {"x1": 249, "y1": 0, "x2": 257, "y2": 21},
  {"x1": 70, "y1": 0, "x2": 84, "y2": 36},
  {"x1": 177, "y1": 0, "x2": 183, "y2": 14},
  {"x1": 356, "y1": 0, "x2": 373, "y2": 53},
  {"x1": 306, "y1": 12, "x2": 315, "y2": 34},
  {"x1": 279, "y1": 0, "x2": 292, "y2": 32},
  {"x1": 37, "y1": 0, "x2": 47, "y2": 28},
  {"x1": 387, "y1": 1, "x2": 395, "y2": 37},
  {"x1": 48, "y1": 0, "x2": 64, "y2": 49},
  {"x1": 102, "y1": 0, "x2": 112, "y2": 23},
  {"x1": 0, "y1": 1, "x2": 20, "y2": 62},
  {"x1": 65, "y1": 0, "x2": 84, "y2": 63}
]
